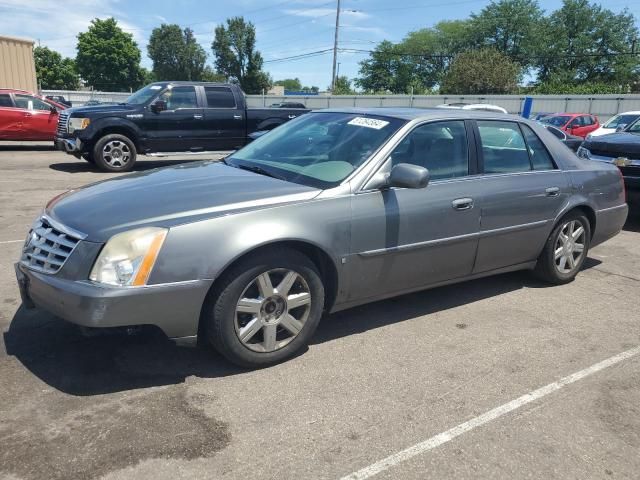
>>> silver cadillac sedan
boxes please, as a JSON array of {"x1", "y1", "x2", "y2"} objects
[{"x1": 15, "y1": 109, "x2": 628, "y2": 367}]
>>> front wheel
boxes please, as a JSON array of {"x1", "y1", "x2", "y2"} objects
[
  {"x1": 534, "y1": 211, "x2": 591, "y2": 284},
  {"x1": 92, "y1": 134, "x2": 136, "y2": 172},
  {"x1": 204, "y1": 248, "x2": 325, "y2": 367}
]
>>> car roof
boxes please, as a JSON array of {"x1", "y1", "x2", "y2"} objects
[{"x1": 311, "y1": 107, "x2": 516, "y2": 121}]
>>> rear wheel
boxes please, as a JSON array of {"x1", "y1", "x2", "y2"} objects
[
  {"x1": 534, "y1": 211, "x2": 590, "y2": 284},
  {"x1": 92, "y1": 134, "x2": 136, "y2": 172},
  {"x1": 204, "y1": 248, "x2": 324, "y2": 367}
]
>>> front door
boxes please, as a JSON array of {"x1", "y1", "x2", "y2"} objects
[
  {"x1": 201, "y1": 85, "x2": 245, "y2": 150},
  {"x1": 14, "y1": 94, "x2": 59, "y2": 140},
  {"x1": 472, "y1": 120, "x2": 570, "y2": 273},
  {"x1": 348, "y1": 120, "x2": 482, "y2": 302},
  {"x1": 143, "y1": 85, "x2": 205, "y2": 152}
]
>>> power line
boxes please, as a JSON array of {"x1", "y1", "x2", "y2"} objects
[{"x1": 263, "y1": 48, "x2": 334, "y2": 64}]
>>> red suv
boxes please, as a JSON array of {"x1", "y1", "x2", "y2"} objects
[
  {"x1": 0, "y1": 89, "x2": 66, "y2": 141},
  {"x1": 540, "y1": 113, "x2": 600, "y2": 139}
]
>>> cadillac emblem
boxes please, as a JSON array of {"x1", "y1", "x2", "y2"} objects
[{"x1": 613, "y1": 157, "x2": 630, "y2": 167}]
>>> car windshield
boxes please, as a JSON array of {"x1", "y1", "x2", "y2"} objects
[
  {"x1": 540, "y1": 115, "x2": 572, "y2": 127},
  {"x1": 227, "y1": 112, "x2": 406, "y2": 189},
  {"x1": 125, "y1": 84, "x2": 165, "y2": 105},
  {"x1": 603, "y1": 114, "x2": 640, "y2": 129}
]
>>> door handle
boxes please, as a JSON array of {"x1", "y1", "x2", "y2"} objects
[
  {"x1": 545, "y1": 187, "x2": 560, "y2": 197},
  {"x1": 233, "y1": 115, "x2": 243, "y2": 120},
  {"x1": 452, "y1": 198, "x2": 474, "y2": 210},
  {"x1": 193, "y1": 114, "x2": 203, "y2": 119},
  {"x1": 288, "y1": 114, "x2": 297, "y2": 119}
]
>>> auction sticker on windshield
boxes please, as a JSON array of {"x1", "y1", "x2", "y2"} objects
[{"x1": 348, "y1": 117, "x2": 390, "y2": 129}]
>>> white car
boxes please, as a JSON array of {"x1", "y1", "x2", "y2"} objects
[
  {"x1": 587, "y1": 111, "x2": 640, "y2": 138},
  {"x1": 435, "y1": 103, "x2": 508, "y2": 114}
]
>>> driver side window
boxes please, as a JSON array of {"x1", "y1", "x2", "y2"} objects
[
  {"x1": 388, "y1": 120, "x2": 469, "y2": 181},
  {"x1": 158, "y1": 86, "x2": 198, "y2": 110}
]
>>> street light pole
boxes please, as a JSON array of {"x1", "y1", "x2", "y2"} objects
[{"x1": 331, "y1": 0, "x2": 341, "y2": 92}]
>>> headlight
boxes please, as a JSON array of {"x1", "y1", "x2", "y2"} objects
[
  {"x1": 577, "y1": 146, "x2": 590, "y2": 159},
  {"x1": 90, "y1": 227, "x2": 167, "y2": 286},
  {"x1": 68, "y1": 117, "x2": 91, "y2": 133}
]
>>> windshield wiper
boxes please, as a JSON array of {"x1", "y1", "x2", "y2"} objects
[{"x1": 233, "y1": 163, "x2": 286, "y2": 181}]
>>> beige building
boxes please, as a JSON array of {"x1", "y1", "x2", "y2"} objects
[{"x1": 0, "y1": 35, "x2": 37, "y2": 92}]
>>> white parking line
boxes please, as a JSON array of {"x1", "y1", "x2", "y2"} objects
[
  {"x1": 0, "y1": 239, "x2": 22, "y2": 245},
  {"x1": 340, "y1": 346, "x2": 640, "y2": 480}
]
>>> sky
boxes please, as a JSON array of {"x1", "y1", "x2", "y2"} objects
[{"x1": 1, "y1": 0, "x2": 638, "y2": 91}]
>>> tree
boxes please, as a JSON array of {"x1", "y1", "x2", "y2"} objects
[
  {"x1": 440, "y1": 49, "x2": 521, "y2": 94},
  {"x1": 332, "y1": 76, "x2": 354, "y2": 94},
  {"x1": 148, "y1": 24, "x2": 209, "y2": 81},
  {"x1": 469, "y1": 0, "x2": 546, "y2": 69},
  {"x1": 302, "y1": 85, "x2": 320, "y2": 93},
  {"x1": 274, "y1": 78, "x2": 302, "y2": 91},
  {"x1": 211, "y1": 17, "x2": 271, "y2": 93},
  {"x1": 34, "y1": 46, "x2": 80, "y2": 90},
  {"x1": 536, "y1": 0, "x2": 639, "y2": 86},
  {"x1": 76, "y1": 18, "x2": 144, "y2": 91}
]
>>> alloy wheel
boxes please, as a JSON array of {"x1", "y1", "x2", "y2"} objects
[
  {"x1": 102, "y1": 140, "x2": 131, "y2": 168},
  {"x1": 234, "y1": 268, "x2": 312, "y2": 353},
  {"x1": 554, "y1": 219, "x2": 586, "y2": 274}
]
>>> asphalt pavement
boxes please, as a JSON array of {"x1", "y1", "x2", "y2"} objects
[{"x1": 0, "y1": 143, "x2": 639, "y2": 480}]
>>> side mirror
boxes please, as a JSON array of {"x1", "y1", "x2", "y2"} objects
[
  {"x1": 151, "y1": 100, "x2": 167, "y2": 113},
  {"x1": 50, "y1": 105, "x2": 58, "y2": 114},
  {"x1": 615, "y1": 124, "x2": 627, "y2": 132},
  {"x1": 387, "y1": 163, "x2": 430, "y2": 189}
]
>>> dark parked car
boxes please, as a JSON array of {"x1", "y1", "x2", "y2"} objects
[
  {"x1": 55, "y1": 82, "x2": 310, "y2": 172},
  {"x1": 17, "y1": 109, "x2": 627, "y2": 367},
  {"x1": 578, "y1": 121, "x2": 640, "y2": 205},
  {"x1": 271, "y1": 102, "x2": 307, "y2": 109},
  {"x1": 45, "y1": 95, "x2": 72, "y2": 108},
  {"x1": 543, "y1": 125, "x2": 583, "y2": 151}
]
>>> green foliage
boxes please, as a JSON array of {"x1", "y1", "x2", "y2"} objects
[
  {"x1": 528, "y1": 79, "x2": 628, "y2": 94},
  {"x1": 201, "y1": 67, "x2": 227, "y2": 82},
  {"x1": 148, "y1": 25, "x2": 209, "y2": 81},
  {"x1": 332, "y1": 76, "x2": 354, "y2": 95},
  {"x1": 211, "y1": 17, "x2": 272, "y2": 93},
  {"x1": 274, "y1": 78, "x2": 303, "y2": 91},
  {"x1": 34, "y1": 46, "x2": 80, "y2": 90},
  {"x1": 76, "y1": 18, "x2": 144, "y2": 92},
  {"x1": 440, "y1": 49, "x2": 521, "y2": 94}
]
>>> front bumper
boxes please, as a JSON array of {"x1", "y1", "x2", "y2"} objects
[
  {"x1": 15, "y1": 262, "x2": 212, "y2": 338},
  {"x1": 54, "y1": 137, "x2": 82, "y2": 154}
]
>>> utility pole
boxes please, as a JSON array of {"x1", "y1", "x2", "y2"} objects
[{"x1": 331, "y1": 0, "x2": 341, "y2": 92}]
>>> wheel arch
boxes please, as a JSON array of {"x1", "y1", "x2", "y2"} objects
[
  {"x1": 553, "y1": 200, "x2": 596, "y2": 240},
  {"x1": 90, "y1": 121, "x2": 141, "y2": 152}
]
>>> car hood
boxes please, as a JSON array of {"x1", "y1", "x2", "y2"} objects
[
  {"x1": 584, "y1": 132, "x2": 640, "y2": 155},
  {"x1": 67, "y1": 103, "x2": 138, "y2": 116},
  {"x1": 46, "y1": 161, "x2": 321, "y2": 242}
]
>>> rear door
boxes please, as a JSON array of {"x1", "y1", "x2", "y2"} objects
[
  {"x1": 14, "y1": 94, "x2": 59, "y2": 140},
  {"x1": 472, "y1": 120, "x2": 570, "y2": 273},
  {"x1": 202, "y1": 85, "x2": 245, "y2": 150},
  {"x1": 0, "y1": 93, "x2": 25, "y2": 140},
  {"x1": 143, "y1": 85, "x2": 204, "y2": 152}
]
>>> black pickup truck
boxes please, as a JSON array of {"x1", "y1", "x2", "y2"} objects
[{"x1": 55, "y1": 82, "x2": 309, "y2": 171}]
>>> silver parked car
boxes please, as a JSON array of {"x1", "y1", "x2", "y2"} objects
[{"x1": 15, "y1": 109, "x2": 628, "y2": 367}]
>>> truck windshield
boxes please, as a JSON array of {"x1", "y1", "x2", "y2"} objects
[
  {"x1": 125, "y1": 84, "x2": 164, "y2": 105},
  {"x1": 227, "y1": 112, "x2": 406, "y2": 189}
]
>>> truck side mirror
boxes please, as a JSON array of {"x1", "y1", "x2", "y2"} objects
[{"x1": 151, "y1": 100, "x2": 167, "y2": 113}]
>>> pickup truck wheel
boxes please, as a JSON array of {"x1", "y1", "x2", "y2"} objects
[
  {"x1": 204, "y1": 248, "x2": 324, "y2": 368},
  {"x1": 534, "y1": 211, "x2": 590, "y2": 284},
  {"x1": 93, "y1": 134, "x2": 136, "y2": 172}
]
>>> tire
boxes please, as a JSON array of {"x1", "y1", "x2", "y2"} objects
[
  {"x1": 81, "y1": 152, "x2": 95, "y2": 164},
  {"x1": 204, "y1": 248, "x2": 325, "y2": 367},
  {"x1": 92, "y1": 134, "x2": 136, "y2": 172},
  {"x1": 534, "y1": 210, "x2": 591, "y2": 284}
]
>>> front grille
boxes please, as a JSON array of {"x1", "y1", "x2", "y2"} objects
[
  {"x1": 56, "y1": 111, "x2": 70, "y2": 136},
  {"x1": 20, "y1": 217, "x2": 83, "y2": 274}
]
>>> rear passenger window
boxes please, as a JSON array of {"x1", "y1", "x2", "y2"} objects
[
  {"x1": 0, "y1": 94, "x2": 12, "y2": 107},
  {"x1": 477, "y1": 121, "x2": 530, "y2": 173},
  {"x1": 389, "y1": 120, "x2": 468, "y2": 180},
  {"x1": 204, "y1": 87, "x2": 236, "y2": 108},
  {"x1": 521, "y1": 124, "x2": 555, "y2": 170}
]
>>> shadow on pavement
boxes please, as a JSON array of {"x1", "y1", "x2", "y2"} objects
[
  {"x1": 49, "y1": 158, "x2": 201, "y2": 173},
  {"x1": 0, "y1": 144, "x2": 55, "y2": 151},
  {"x1": 4, "y1": 263, "x2": 602, "y2": 397}
]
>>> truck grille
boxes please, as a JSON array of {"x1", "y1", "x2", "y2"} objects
[
  {"x1": 20, "y1": 217, "x2": 83, "y2": 274},
  {"x1": 56, "y1": 111, "x2": 70, "y2": 136}
]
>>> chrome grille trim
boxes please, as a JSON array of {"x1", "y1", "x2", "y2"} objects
[
  {"x1": 20, "y1": 215, "x2": 85, "y2": 274},
  {"x1": 56, "y1": 111, "x2": 70, "y2": 136}
]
